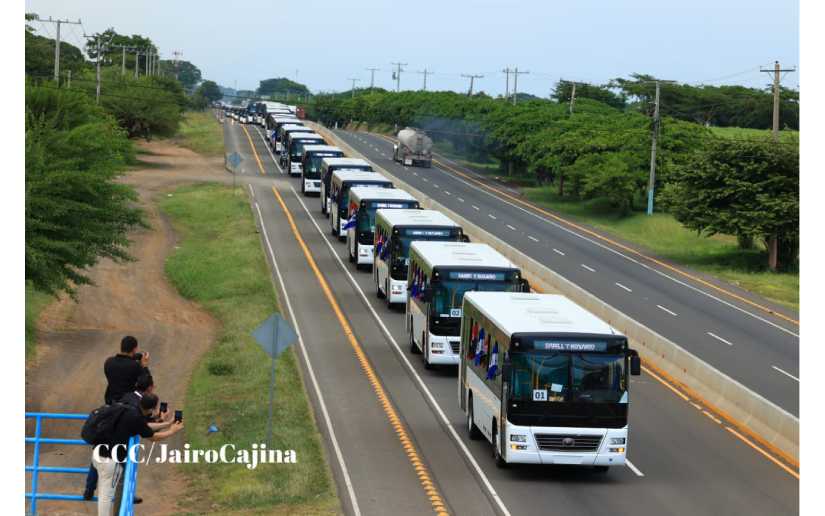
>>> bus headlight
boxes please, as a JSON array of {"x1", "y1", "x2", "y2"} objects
[
  {"x1": 510, "y1": 434, "x2": 527, "y2": 443},
  {"x1": 608, "y1": 437, "x2": 626, "y2": 445}
]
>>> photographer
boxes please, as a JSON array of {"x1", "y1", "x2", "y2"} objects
[
  {"x1": 104, "y1": 336, "x2": 150, "y2": 405},
  {"x1": 121, "y1": 374, "x2": 176, "y2": 431},
  {"x1": 93, "y1": 393, "x2": 184, "y2": 516}
]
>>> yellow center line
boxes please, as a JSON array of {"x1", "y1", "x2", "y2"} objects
[
  {"x1": 240, "y1": 129, "x2": 449, "y2": 514},
  {"x1": 240, "y1": 125, "x2": 267, "y2": 176},
  {"x1": 725, "y1": 426, "x2": 799, "y2": 480},
  {"x1": 375, "y1": 133, "x2": 797, "y2": 327}
]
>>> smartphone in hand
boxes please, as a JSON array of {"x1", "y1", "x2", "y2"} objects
[
  {"x1": 174, "y1": 410, "x2": 183, "y2": 422},
  {"x1": 160, "y1": 402, "x2": 168, "y2": 413}
]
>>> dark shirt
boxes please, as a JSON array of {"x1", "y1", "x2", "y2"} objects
[
  {"x1": 120, "y1": 391, "x2": 157, "y2": 422},
  {"x1": 104, "y1": 354, "x2": 148, "y2": 405},
  {"x1": 98, "y1": 405, "x2": 155, "y2": 462}
]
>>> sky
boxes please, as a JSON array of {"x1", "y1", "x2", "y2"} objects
[{"x1": 24, "y1": 0, "x2": 800, "y2": 97}]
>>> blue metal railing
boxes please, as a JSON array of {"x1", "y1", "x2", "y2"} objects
[{"x1": 25, "y1": 412, "x2": 140, "y2": 516}]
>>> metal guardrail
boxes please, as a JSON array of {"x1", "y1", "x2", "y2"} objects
[{"x1": 25, "y1": 412, "x2": 140, "y2": 516}]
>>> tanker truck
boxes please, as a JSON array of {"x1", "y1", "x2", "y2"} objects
[{"x1": 392, "y1": 127, "x2": 433, "y2": 168}]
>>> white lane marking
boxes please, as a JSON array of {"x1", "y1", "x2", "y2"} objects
[
  {"x1": 282, "y1": 181, "x2": 514, "y2": 516},
  {"x1": 506, "y1": 224, "x2": 517, "y2": 231},
  {"x1": 457, "y1": 197, "x2": 465, "y2": 203},
  {"x1": 422, "y1": 177, "x2": 429, "y2": 182},
  {"x1": 772, "y1": 366, "x2": 799, "y2": 382},
  {"x1": 413, "y1": 172, "x2": 418, "y2": 176},
  {"x1": 702, "y1": 410, "x2": 722, "y2": 424},
  {"x1": 707, "y1": 332, "x2": 734, "y2": 346},
  {"x1": 414, "y1": 155, "x2": 799, "y2": 338},
  {"x1": 253, "y1": 127, "x2": 285, "y2": 175},
  {"x1": 581, "y1": 264, "x2": 596, "y2": 272},
  {"x1": 553, "y1": 248, "x2": 565, "y2": 256},
  {"x1": 626, "y1": 460, "x2": 645, "y2": 477},
  {"x1": 657, "y1": 304, "x2": 678, "y2": 317},
  {"x1": 444, "y1": 191, "x2": 451, "y2": 196},
  {"x1": 488, "y1": 214, "x2": 497, "y2": 220},
  {"x1": 528, "y1": 235, "x2": 539, "y2": 242},
  {"x1": 690, "y1": 402, "x2": 703, "y2": 411},
  {"x1": 615, "y1": 282, "x2": 633, "y2": 293},
  {"x1": 433, "y1": 184, "x2": 439, "y2": 189},
  {"x1": 252, "y1": 189, "x2": 361, "y2": 516},
  {"x1": 472, "y1": 205, "x2": 480, "y2": 211}
]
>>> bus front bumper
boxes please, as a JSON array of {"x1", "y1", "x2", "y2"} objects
[
  {"x1": 289, "y1": 162, "x2": 302, "y2": 175},
  {"x1": 427, "y1": 334, "x2": 461, "y2": 365},
  {"x1": 357, "y1": 244, "x2": 374, "y2": 265},
  {"x1": 504, "y1": 423, "x2": 628, "y2": 466},
  {"x1": 303, "y1": 179, "x2": 321, "y2": 193},
  {"x1": 388, "y1": 279, "x2": 407, "y2": 304}
]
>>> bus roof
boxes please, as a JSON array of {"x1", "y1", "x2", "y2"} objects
[
  {"x1": 410, "y1": 242, "x2": 517, "y2": 271},
  {"x1": 302, "y1": 145, "x2": 342, "y2": 154},
  {"x1": 377, "y1": 209, "x2": 459, "y2": 229},
  {"x1": 331, "y1": 170, "x2": 390, "y2": 185},
  {"x1": 281, "y1": 124, "x2": 310, "y2": 131},
  {"x1": 322, "y1": 157, "x2": 371, "y2": 167},
  {"x1": 349, "y1": 187, "x2": 416, "y2": 204},
  {"x1": 288, "y1": 132, "x2": 323, "y2": 140},
  {"x1": 463, "y1": 292, "x2": 620, "y2": 337}
]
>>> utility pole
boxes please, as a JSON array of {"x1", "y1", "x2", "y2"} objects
[
  {"x1": 760, "y1": 61, "x2": 796, "y2": 142},
  {"x1": 391, "y1": 62, "x2": 407, "y2": 92},
  {"x1": 417, "y1": 68, "x2": 433, "y2": 91},
  {"x1": 461, "y1": 74, "x2": 484, "y2": 96},
  {"x1": 172, "y1": 50, "x2": 183, "y2": 81},
  {"x1": 37, "y1": 17, "x2": 82, "y2": 83},
  {"x1": 511, "y1": 67, "x2": 529, "y2": 105},
  {"x1": 365, "y1": 67, "x2": 380, "y2": 90},
  {"x1": 95, "y1": 40, "x2": 102, "y2": 104},
  {"x1": 348, "y1": 78, "x2": 360, "y2": 97},
  {"x1": 67, "y1": 69, "x2": 71, "y2": 88},
  {"x1": 134, "y1": 50, "x2": 140, "y2": 78},
  {"x1": 121, "y1": 46, "x2": 126, "y2": 76},
  {"x1": 145, "y1": 50, "x2": 150, "y2": 76},
  {"x1": 502, "y1": 67, "x2": 511, "y2": 99},
  {"x1": 646, "y1": 82, "x2": 661, "y2": 216},
  {"x1": 569, "y1": 81, "x2": 577, "y2": 114}
]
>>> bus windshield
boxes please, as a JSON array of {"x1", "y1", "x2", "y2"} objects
[
  {"x1": 432, "y1": 272, "x2": 520, "y2": 315},
  {"x1": 305, "y1": 153, "x2": 342, "y2": 178},
  {"x1": 509, "y1": 351, "x2": 626, "y2": 404},
  {"x1": 358, "y1": 202, "x2": 417, "y2": 234},
  {"x1": 290, "y1": 140, "x2": 322, "y2": 158}
]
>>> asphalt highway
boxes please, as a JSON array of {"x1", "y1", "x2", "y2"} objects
[
  {"x1": 223, "y1": 116, "x2": 798, "y2": 516},
  {"x1": 330, "y1": 129, "x2": 800, "y2": 417}
]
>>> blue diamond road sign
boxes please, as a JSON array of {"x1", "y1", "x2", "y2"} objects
[
  {"x1": 227, "y1": 152, "x2": 242, "y2": 169},
  {"x1": 251, "y1": 313, "x2": 297, "y2": 358}
]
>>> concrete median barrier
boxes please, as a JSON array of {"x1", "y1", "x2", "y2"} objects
[{"x1": 308, "y1": 121, "x2": 799, "y2": 465}]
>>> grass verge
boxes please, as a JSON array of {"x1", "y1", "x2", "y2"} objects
[
  {"x1": 25, "y1": 282, "x2": 52, "y2": 361},
  {"x1": 521, "y1": 188, "x2": 799, "y2": 310},
  {"x1": 175, "y1": 111, "x2": 226, "y2": 157},
  {"x1": 160, "y1": 183, "x2": 338, "y2": 514}
]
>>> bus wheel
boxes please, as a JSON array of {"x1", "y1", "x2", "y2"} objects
[
  {"x1": 467, "y1": 395, "x2": 482, "y2": 440},
  {"x1": 593, "y1": 466, "x2": 609, "y2": 474},
  {"x1": 492, "y1": 426, "x2": 507, "y2": 468},
  {"x1": 409, "y1": 325, "x2": 420, "y2": 354},
  {"x1": 423, "y1": 335, "x2": 433, "y2": 369},
  {"x1": 376, "y1": 276, "x2": 385, "y2": 299}
]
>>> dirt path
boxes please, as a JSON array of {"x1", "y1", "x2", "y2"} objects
[{"x1": 26, "y1": 141, "x2": 228, "y2": 515}]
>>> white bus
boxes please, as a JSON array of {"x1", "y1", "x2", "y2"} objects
[
  {"x1": 459, "y1": 292, "x2": 640, "y2": 471},
  {"x1": 275, "y1": 124, "x2": 312, "y2": 155},
  {"x1": 265, "y1": 115, "x2": 299, "y2": 143},
  {"x1": 406, "y1": 242, "x2": 529, "y2": 368},
  {"x1": 320, "y1": 158, "x2": 374, "y2": 216},
  {"x1": 283, "y1": 132, "x2": 326, "y2": 175},
  {"x1": 300, "y1": 145, "x2": 344, "y2": 195},
  {"x1": 374, "y1": 210, "x2": 466, "y2": 306},
  {"x1": 345, "y1": 188, "x2": 419, "y2": 269},
  {"x1": 329, "y1": 171, "x2": 393, "y2": 239}
]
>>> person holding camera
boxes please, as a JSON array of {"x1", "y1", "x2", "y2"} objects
[
  {"x1": 104, "y1": 336, "x2": 150, "y2": 405},
  {"x1": 93, "y1": 393, "x2": 184, "y2": 516},
  {"x1": 121, "y1": 374, "x2": 176, "y2": 430}
]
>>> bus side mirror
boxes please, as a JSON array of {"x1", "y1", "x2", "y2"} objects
[
  {"x1": 629, "y1": 351, "x2": 641, "y2": 376},
  {"x1": 519, "y1": 278, "x2": 531, "y2": 293},
  {"x1": 460, "y1": 234, "x2": 471, "y2": 243},
  {"x1": 421, "y1": 288, "x2": 433, "y2": 302}
]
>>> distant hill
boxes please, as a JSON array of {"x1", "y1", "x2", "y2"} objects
[{"x1": 257, "y1": 77, "x2": 310, "y2": 98}]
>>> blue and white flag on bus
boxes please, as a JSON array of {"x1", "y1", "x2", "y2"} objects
[
  {"x1": 343, "y1": 213, "x2": 357, "y2": 230},
  {"x1": 486, "y1": 343, "x2": 499, "y2": 379},
  {"x1": 411, "y1": 270, "x2": 420, "y2": 298},
  {"x1": 380, "y1": 238, "x2": 391, "y2": 260},
  {"x1": 474, "y1": 329, "x2": 486, "y2": 366},
  {"x1": 375, "y1": 234, "x2": 384, "y2": 256}
]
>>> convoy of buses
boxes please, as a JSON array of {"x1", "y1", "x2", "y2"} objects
[{"x1": 222, "y1": 103, "x2": 641, "y2": 472}]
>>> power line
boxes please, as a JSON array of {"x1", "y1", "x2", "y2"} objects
[{"x1": 461, "y1": 74, "x2": 484, "y2": 95}]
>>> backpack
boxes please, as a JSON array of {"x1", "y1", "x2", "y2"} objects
[{"x1": 81, "y1": 403, "x2": 129, "y2": 445}]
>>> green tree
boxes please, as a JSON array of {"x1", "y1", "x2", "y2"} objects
[
  {"x1": 196, "y1": 80, "x2": 222, "y2": 103},
  {"x1": 664, "y1": 139, "x2": 799, "y2": 270},
  {"x1": 26, "y1": 82, "x2": 144, "y2": 296},
  {"x1": 165, "y1": 60, "x2": 202, "y2": 90},
  {"x1": 257, "y1": 77, "x2": 309, "y2": 97},
  {"x1": 551, "y1": 81, "x2": 626, "y2": 110},
  {"x1": 25, "y1": 16, "x2": 88, "y2": 80}
]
